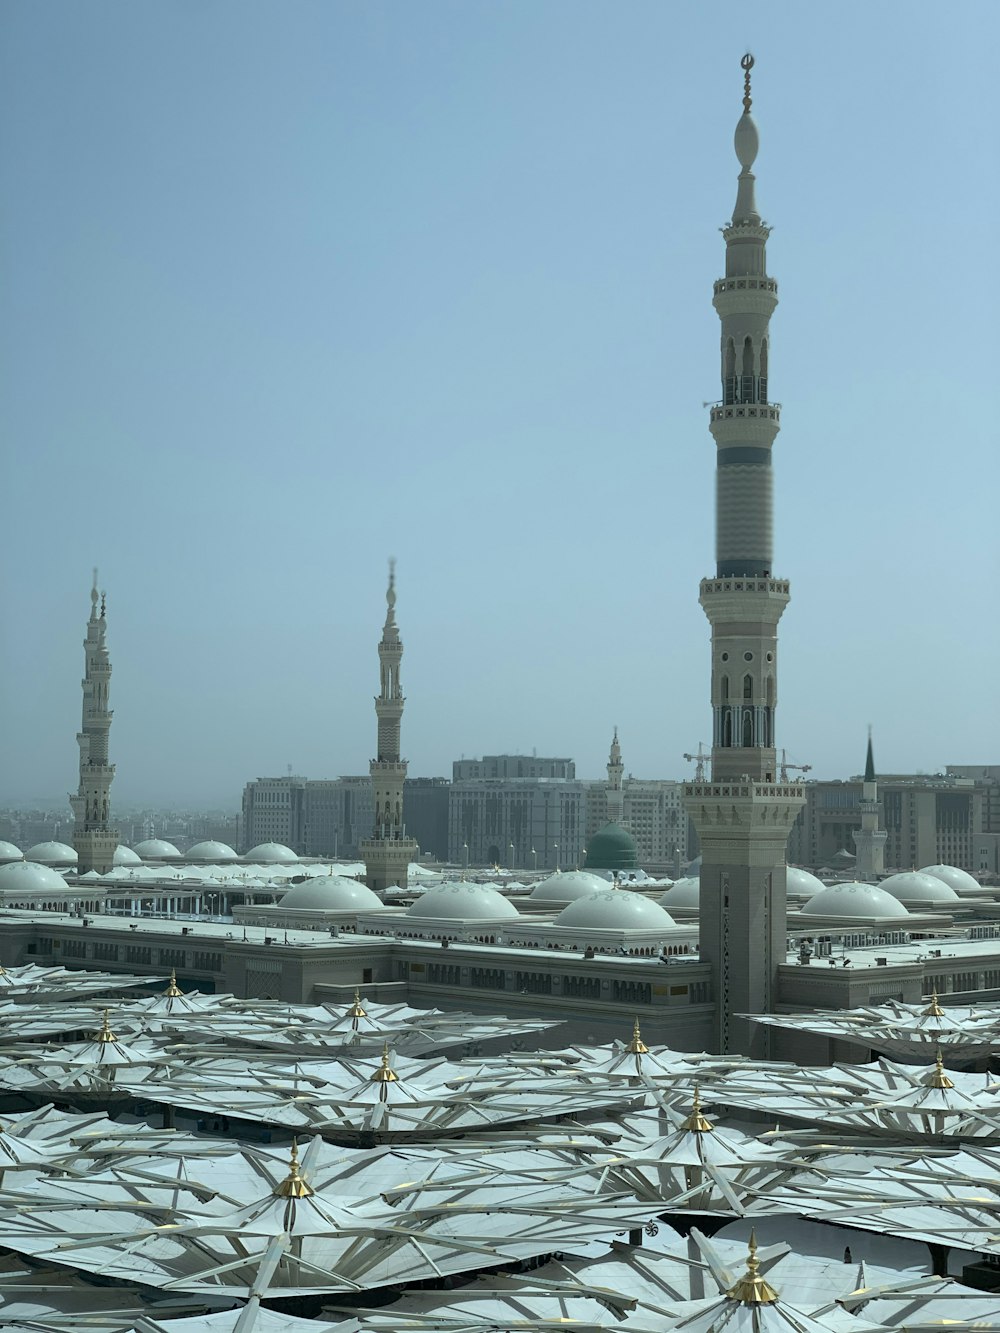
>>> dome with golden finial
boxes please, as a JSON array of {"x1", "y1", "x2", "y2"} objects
[
  {"x1": 924, "y1": 1048, "x2": 955, "y2": 1090},
  {"x1": 625, "y1": 1017, "x2": 648, "y2": 1055}
]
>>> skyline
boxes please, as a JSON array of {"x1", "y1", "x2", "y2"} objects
[{"x1": 3, "y1": 2, "x2": 998, "y2": 805}]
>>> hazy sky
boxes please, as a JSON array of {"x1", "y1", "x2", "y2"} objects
[{"x1": 2, "y1": 1, "x2": 997, "y2": 807}]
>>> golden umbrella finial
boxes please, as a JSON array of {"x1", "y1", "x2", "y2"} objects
[
  {"x1": 625, "y1": 1017, "x2": 648, "y2": 1055},
  {"x1": 274, "y1": 1138, "x2": 315, "y2": 1199},
  {"x1": 371, "y1": 1042, "x2": 398, "y2": 1083},
  {"x1": 741, "y1": 52, "x2": 755, "y2": 114},
  {"x1": 681, "y1": 1083, "x2": 715, "y2": 1133},
  {"x1": 726, "y1": 1228, "x2": 779, "y2": 1305},
  {"x1": 164, "y1": 967, "x2": 183, "y2": 998},
  {"x1": 371, "y1": 1042, "x2": 398, "y2": 1103},
  {"x1": 922, "y1": 988, "x2": 945, "y2": 1018},
  {"x1": 925, "y1": 1047, "x2": 955, "y2": 1090},
  {"x1": 349, "y1": 988, "x2": 367, "y2": 1019},
  {"x1": 96, "y1": 1009, "x2": 117, "y2": 1043}
]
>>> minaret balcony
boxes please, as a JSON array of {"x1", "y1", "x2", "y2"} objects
[
  {"x1": 712, "y1": 277, "x2": 778, "y2": 320},
  {"x1": 699, "y1": 576, "x2": 790, "y2": 627},
  {"x1": 710, "y1": 402, "x2": 781, "y2": 425}
]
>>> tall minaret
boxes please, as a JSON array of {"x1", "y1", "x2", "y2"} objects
[
  {"x1": 70, "y1": 572, "x2": 119, "y2": 874},
  {"x1": 360, "y1": 562, "x2": 418, "y2": 892},
  {"x1": 683, "y1": 57, "x2": 805, "y2": 1058},
  {"x1": 606, "y1": 727, "x2": 624, "y2": 826},
  {"x1": 853, "y1": 730, "x2": 887, "y2": 880}
]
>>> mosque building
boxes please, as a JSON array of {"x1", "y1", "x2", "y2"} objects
[
  {"x1": 7, "y1": 58, "x2": 998, "y2": 1068},
  {"x1": 583, "y1": 729, "x2": 640, "y2": 875}
]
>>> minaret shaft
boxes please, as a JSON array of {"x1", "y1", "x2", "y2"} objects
[
  {"x1": 606, "y1": 728, "x2": 624, "y2": 827},
  {"x1": 853, "y1": 732, "x2": 887, "y2": 878},
  {"x1": 361, "y1": 563, "x2": 418, "y2": 892},
  {"x1": 683, "y1": 57, "x2": 804, "y2": 1058},
  {"x1": 71, "y1": 575, "x2": 118, "y2": 874}
]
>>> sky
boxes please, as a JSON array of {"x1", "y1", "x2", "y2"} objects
[{"x1": 2, "y1": 1, "x2": 997, "y2": 807}]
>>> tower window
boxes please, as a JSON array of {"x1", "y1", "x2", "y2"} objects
[{"x1": 743, "y1": 674, "x2": 753, "y2": 700}]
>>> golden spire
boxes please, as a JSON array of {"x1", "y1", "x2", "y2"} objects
[
  {"x1": 625, "y1": 1017, "x2": 648, "y2": 1055},
  {"x1": 726, "y1": 1229, "x2": 779, "y2": 1305},
  {"x1": 349, "y1": 988, "x2": 367, "y2": 1019},
  {"x1": 741, "y1": 52, "x2": 754, "y2": 113},
  {"x1": 371, "y1": 1042, "x2": 398, "y2": 1083},
  {"x1": 924, "y1": 1048, "x2": 955, "y2": 1090},
  {"x1": 164, "y1": 967, "x2": 183, "y2": 998},
  {"x1": 922, "y1": 988, "x2": 944, "y2": 1018},
  {"x1": 273, "y1": 1139, "x2": 314, "y2": 1199},
  {"x1": 680, "y1": 1083, "x2": 715, "y2": 1133},
  {"x1": 95, "y1": 1009, "x2": 117, "y2": 1043}
]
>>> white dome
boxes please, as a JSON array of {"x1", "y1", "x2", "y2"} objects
[
  {"x1": 659, "y1": 876, "x2": 700, "y2": 908},
  {"x1": 556, "y1": 890, "x2": 676, "y2": 931},
  {"x1": 801, "y1": 881, "x2": 910, "y2": 919},
  {"x1": 24, "y1": 841, "x2": 77, "y2": 866},
  {"x1": 245, "y1": 842, "x2": 299, "y2": 864},
  {"x1": 184, "y1": 841, "x2": 238, "y2": 862},
  {"x1": 133, "y1": 839, "x2": 181, "y2": 860},
  {"x1": 530, "y1": 870, "x2": 609, "y2": 903},
  {"x1": 113, "y1": 845, "x2": 142, "y2": 866},
  {"x1": 0, "y1": 861, "x2": 68, "y2": 893},
  {"x1": 879, "y1": 871, "x2": 960, "y2": 905},
  {"x1": 0, "y1": 842, "x2": 22, "y2": 863},
  {"x1": 279, "y1": 876, "x2": 384, "y2": 911},
  {"x1": 405, "y1": 882, "x2": 519, "y2": 922},
  {"x1": 786, "y1": 867, "x2": 827, "y2": 899},
  {"x1": 919, "y1": 864, "x2": 981, "y2": 895}
]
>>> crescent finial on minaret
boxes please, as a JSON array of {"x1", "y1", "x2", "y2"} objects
[{"x1": 741, "y1": 52, "x2": 754, "y2": 113}]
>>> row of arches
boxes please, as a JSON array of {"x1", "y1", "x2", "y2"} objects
[
  {"x1": 723, "y1": 335, "x2": 768, "y2": 405},
  {"x1": 715, "y1": 704, "x2": 775, "y2": 749}
]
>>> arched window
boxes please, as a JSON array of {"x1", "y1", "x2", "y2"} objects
[
  {"x1": 760, "y1": 339, "x2": 769, "y2": 403},
  {"x1": 743, "y1": 710, "x2": 754, "y2": 747},
  {"x1": 724, "y1": 339, "x2": 737, "y2": 403},
  {"x1": 721, "y1": 674, "x2": 730, "y2": 700},
  {"x1": 723, "y1": 710, "x2": 733, "y2": 747},
  {"x1": 742, "y1": 336, "x2": 755, "y2": 402},
  {"x1": 743, "y1": 673, "x2": 753, "y2": 700}
]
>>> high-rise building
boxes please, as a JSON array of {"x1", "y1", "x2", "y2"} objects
[
  {"x1": 788, "y1": 772, "x2": 985, "y2": 873},
  {"x1": 852, "y1": 733, "x2": 888, "y2": 879},
  {"x1": 360, "y1": 564, "x2": 418, "y2": 891},
  {"x1": 240, "y1": 776, "x2": 307, "y2": 850},
  {"x1": 70, "y1": 573, "x2": 118, "y2": 874},
  {"x1": 449, "y1": 776, "x2": 584, "y2": 870},
  {"x1": 682, "y1": 57, "x2": 805, "y2": 1058},
  {"x1": 452, "y1": 755, "x2": 575, "y2": 781}
]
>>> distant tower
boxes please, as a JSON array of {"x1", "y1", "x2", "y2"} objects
[
  {"x1": 683, "y1": 57, "x2": 805, "y2": 1058},
  {"x1": 853, "y1": 730, "x2": 887, "y2": 880},
  {"x1": 70, "y1": 572, "x2": 118, "y2": 874},
  {"x1": 360, "y1": 562, "x2": 418, "y2": 892},
  {"x1": 606, "y1": 727, "x2": 624, "y2": 826}
]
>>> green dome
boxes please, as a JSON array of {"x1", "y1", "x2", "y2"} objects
[{"x1": 584, "y1": 822, "x2": 639, "y2": 872}]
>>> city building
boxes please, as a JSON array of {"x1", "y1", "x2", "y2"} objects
[
  {"x1": 70, "y1": 574, "x2": 118, "y2": 875},
  {"x1": 453, "y1": 755, "x2": 576, "y2": 781},
  {"x1": 682, "y1": 55, "x2": 806, "y2": 1058},
  {"x1": 787, "y1": 772, "x2": 988, "y2": 873},
  {"x1": 448, "y1": 774, "x2": 584, "y2": 869},
  {"x1": 360, "y1": 564, "x2": 418, "y2": 891}
]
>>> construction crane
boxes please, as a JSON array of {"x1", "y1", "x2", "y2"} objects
[
  {"x1": 779, "y1": 748, "x2": 812, "y2": 782},
  {"x1": 683, "y1": 743, "x2": 711, "y2": 781}
]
